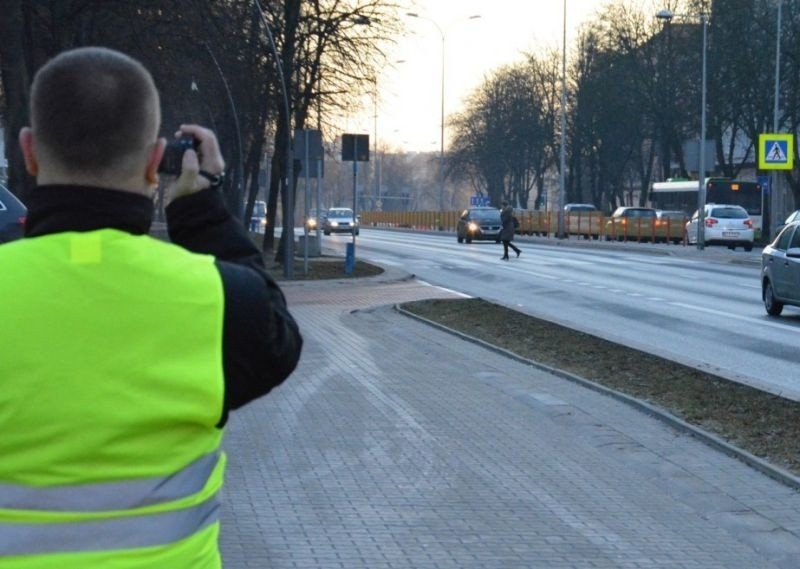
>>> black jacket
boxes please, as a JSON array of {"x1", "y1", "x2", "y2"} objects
[{"x1": 24, "y1": 184, "x2": 303, "y2": 427}]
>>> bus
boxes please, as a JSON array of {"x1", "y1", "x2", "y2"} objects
[{"x1": 651, "y1": 178, "x2": 763, "y2": 233}]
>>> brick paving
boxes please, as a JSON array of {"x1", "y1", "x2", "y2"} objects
[{"x1": 219, "y1": 269, "x2": 800, "y2": 568}]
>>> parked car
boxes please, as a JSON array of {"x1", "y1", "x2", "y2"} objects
[
  {"x1": 775, "y1": 209, "x2": 800, "y2": 234},
  {"x1": 249, "y1": 200, "x2": 267, "y2": 233},
  {"x1": 761, "y1": 220, "x2": 800, "y2": 316},
  {"x1": 0, "y1": 184, "x2": 27, "y2": 244},
  {"x1": 456, "y1": 207, "x2": 502, "y2": 244},
  {"x1": 605, "y1": 207, "x2": 658, "y2": 242},
  {"x1": 564, "y1": 203, "x2": 602, "y2": 239},
  {"x1": 655, "y1": 210, "x2": 688, "y2": 244},
  {"x1": 322, "y1": 207, "x2": 359, "y2": 235},
  {"x1": 685, "y1": 204, "x2": 754, "y2": 251},
  {"x1": 564, "y1": 203, "x2": 597, "y2": 213}
]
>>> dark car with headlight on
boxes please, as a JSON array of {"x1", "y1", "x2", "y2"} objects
[
  {"x1": 761, "y1": 220, "x2": 800, "y2": 316},
  {"x1": 456, "y1": 207, "x2": 502, "y2": 244}
]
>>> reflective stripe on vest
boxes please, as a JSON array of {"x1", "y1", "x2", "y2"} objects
[
  {"x1": 0, "y1": 451, "x2": 219, "y2": 512},
  {"x1": 0, "y1": 494, "x2": 219, "y2": 556}
]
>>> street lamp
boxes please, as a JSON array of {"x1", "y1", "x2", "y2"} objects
[
  {"x1": 254, "y1": 0, "x2": 295, "y2": 277},
  {"x1": 406, "y1": 12, "x2": 481, "y2": 226},
  {"x1": 371, "y1": 60, "x2": 405, "y2": 212},
  {"x1": 657, "y1": 8, "x2": 709, "y2": 250},
  {"x1": 202, "y1": 43, "x2": 245, "y2": 220},
  {"x1": 769, "y1": 0, "x2": 783, "y2": 241},
  {"x1": 557, "y1": 0, "x2": 567, "y2": 239}
]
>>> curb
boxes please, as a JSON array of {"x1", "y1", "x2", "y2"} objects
[
  {"x1": 395, "y1": 304, "x2": 800, "y2": 492},
  {"x1": 278, "y1": 255, "x2": 415, "y2": 287}
]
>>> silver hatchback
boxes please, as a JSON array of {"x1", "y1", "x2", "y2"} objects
[{"x1": 761, "y1": 221, "x2": 800, "y2": 316}]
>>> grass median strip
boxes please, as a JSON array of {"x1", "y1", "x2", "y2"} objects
[{"x1": 400, "y1": 297, "x2": 800, "y2": 479}]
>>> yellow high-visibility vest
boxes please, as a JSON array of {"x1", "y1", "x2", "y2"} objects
[{"x1": 0, "y1": 229, "x2": 226, "y2": 568}]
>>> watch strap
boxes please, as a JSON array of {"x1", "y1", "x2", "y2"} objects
[{"x1": 199, "y1": 170, "x2": 224, "y2": 188}]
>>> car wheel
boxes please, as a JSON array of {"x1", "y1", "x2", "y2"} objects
[
  {"x1": 457, "y1": 235, "x2": 463, "y2": 243},
  {"x1": 764, "y1": 281, "x2": 784, "y2": 316},
  {"x1": 323, "y1": 230, "x2": 330, "y2": 236},
  {"x1": 744, "y1": 243, "x2": 753, "y2": 252},
  {"x1": 466, "y1": 237, "x2": 472, "y2": 244}
]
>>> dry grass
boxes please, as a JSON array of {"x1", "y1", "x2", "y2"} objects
[{"x1": 265, "y1": 256, "x2": 384, "y2": 281}]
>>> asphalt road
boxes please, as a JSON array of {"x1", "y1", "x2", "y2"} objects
[{"x1": 312, "y1": 228, "x2": 800, "y2": 401}]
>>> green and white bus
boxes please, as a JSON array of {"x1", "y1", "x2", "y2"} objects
[{"x1": 651, "y1": 178, "x2": 763, "y2": 233}]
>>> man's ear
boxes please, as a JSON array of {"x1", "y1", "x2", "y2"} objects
[
  {"x1": 19, "y1": 127, "x2": 39, "y2": 177},
  {"x1": 145, "y1": 138, "x2": 166, "y2": 186}
]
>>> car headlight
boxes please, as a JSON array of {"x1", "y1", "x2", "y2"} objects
[
  {"x1": 307, "y1": 218, "x2": 317, "y2": 229},
  {"x1": 331, "y1": 221, "x2": 339, "y2": 227},
  {"x1": 468, "y1": 222, "x2": 478, "y2": 231}
]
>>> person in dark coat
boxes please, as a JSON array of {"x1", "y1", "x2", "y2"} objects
[{"x1": 500, "y1": 200, "x2": 521, "y2": 260}]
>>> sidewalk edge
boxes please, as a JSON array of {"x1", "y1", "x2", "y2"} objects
[{"x1": 395, "y1": 304, "x2": 800, "y2": 492}]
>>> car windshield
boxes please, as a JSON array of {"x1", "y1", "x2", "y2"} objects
[
  {"x1": 624, "y1": 209, "x2": 656, "y2": 218},
  {"x1": 710, "y1": 206, "x2": 747, "y2": 219},
  {"x1": 658, "y1": 211, "x2": 684, "y2": 219},
  {"x1": 253, "y1": 202, "x2": 266, "y2": 216},
  {"x1": 328, "y1": 209, "x2": 354, "y2": 218},
  {"x1": 470, "y1": 209, "x2": 500, "y2": 220},
  {"x1": 567, "y1": 205, "x2": 596, "y2": 212}
]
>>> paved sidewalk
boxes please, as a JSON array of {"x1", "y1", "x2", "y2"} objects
[{"x1": 219, "y1": 269, "x2": 800, "y2": 568}]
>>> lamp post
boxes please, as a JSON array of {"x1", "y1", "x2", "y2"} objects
[
  {"x1": 557, "y1": 0, "x2": 567, "y2": 239},
  {"x1": 202, "y1": 43, "x2": 245, "y2": 219},
  {"x1": 657, "y1": 8, "x2": 709, "y2": 250},
  {"x1": 370, "y1": 61, "x2": 404, "y2": 213},
  {"x1": 406, "y1": 12, "x2": 480, "y2": 225},
  {"x1": 769, "y1": 0, "x2": 783, "y2": 241},
  {"x1": 254, "y1": 0, "x2": 295, "y2": 277}
]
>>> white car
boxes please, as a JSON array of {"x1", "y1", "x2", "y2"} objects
[
  {"x1": 775, "y1": 209, "x2": 800, "y2": 234},
  {"x1": 685, "y1": 204, "x2": 754, "y2": 251},
  {"x1": 322, "y1": 207, "x2": 359, "y2": 235}
]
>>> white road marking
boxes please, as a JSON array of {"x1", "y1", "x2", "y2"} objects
[
  {"x1": 669, "y1": 301, "x2": 800, "y2": 334},
  {"x1": 415, "y1": 280, "x2": 473, "y2": 298}
]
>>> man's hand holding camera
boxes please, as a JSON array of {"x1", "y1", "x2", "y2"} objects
[{"x1": 162, "y1": 124, "x2": 226, "y2": 203}]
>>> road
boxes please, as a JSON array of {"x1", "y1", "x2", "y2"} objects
[{"x1": 315, "y1": 228, "x2": 800, "y2": 401}]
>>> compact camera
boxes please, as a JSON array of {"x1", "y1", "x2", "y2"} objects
[{"x1": 158, "y1": 134, "x2": 200, "y2": 175}]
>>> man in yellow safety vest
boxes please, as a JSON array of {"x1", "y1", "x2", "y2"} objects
[{"x1": 0, "y1": 46, "x2": 302, "y2": 568}]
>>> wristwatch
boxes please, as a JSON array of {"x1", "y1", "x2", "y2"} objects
[{"x1": 199, "y1": 170, "x2": 225, "y2": 189}]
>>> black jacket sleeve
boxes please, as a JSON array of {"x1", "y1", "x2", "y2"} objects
[{"x1": 166, "y1": 189, "x2": 302, "y2": 426}]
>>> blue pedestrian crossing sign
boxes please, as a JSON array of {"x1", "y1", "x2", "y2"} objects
[
  {"x1": 758, "y1": 133, "x2": 794, "y2": 170},
  {"x1": 470, "y1": 194, "x2": 490, "y2": 206}
]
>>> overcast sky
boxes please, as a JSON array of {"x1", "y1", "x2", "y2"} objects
[{"x1": 347, "y1": 0, "x2": 614, "y2": 151}]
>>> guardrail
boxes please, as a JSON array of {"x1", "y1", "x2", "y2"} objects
[{"x1": 360, "y1": 210, "x2": 688, "y2": 244}]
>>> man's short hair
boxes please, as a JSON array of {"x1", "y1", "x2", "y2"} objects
[
  {"x1": 30, "y1": 47, "x2": 160, "y2": 173},
  {"x1": 501, "y1": 200, "x2": 509, "y2": 206}
]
